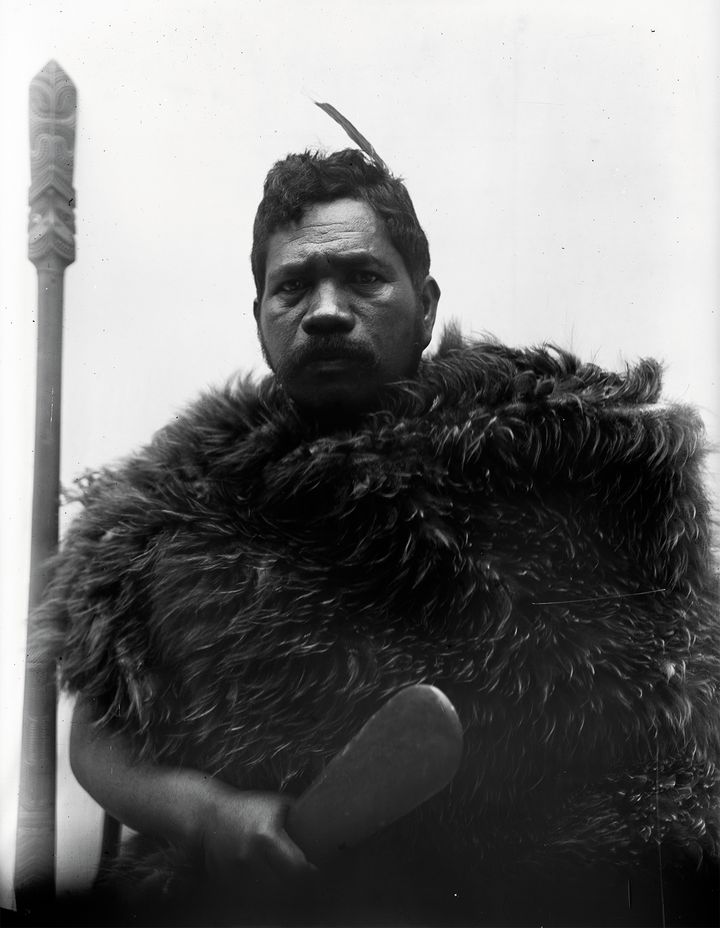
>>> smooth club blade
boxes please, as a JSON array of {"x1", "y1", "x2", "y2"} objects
[{"x1": 286, "y1": 684, "x2": 463, "y2": 865}]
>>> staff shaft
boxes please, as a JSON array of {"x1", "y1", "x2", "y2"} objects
[
  {"x1": 29, "y1": 257, "x2": 64, "y2": 600},
  {"x1": 15, "y1": 60, "x2": 76, "y2": 914}
]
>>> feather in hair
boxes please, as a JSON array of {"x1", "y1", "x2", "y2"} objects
[{"x1": 314, "y1": 100, "x2": 389, "y2": 173}]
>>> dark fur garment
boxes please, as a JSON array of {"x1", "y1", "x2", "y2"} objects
[{"x1": 41, "y1": 328, "x2": 719, "y2": 921}]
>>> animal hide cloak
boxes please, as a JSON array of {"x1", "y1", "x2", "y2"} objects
[{"x1": 41, "y1": 328, "x2": 719, "y2": 925}]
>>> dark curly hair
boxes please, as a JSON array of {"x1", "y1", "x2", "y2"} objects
[{"x1": 251, "y1": 149, "x2": 431, "y2": 299}]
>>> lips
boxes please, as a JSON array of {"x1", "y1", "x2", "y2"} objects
[
  {"x1": 305, "y1": 356, "x2": 354, "y2": 368},
  {"x1": 303, "y1": 350, "x2": 360, "y2": 367}
]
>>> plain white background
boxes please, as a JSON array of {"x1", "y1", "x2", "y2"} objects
[{"x1": 1, "y1": 0, "x2": 718, "y2": 907}]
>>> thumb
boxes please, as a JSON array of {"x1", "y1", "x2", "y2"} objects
[{"x1": 261, "y1": 829, "x2": 318, "y2": 878}]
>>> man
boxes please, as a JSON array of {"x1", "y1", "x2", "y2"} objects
[{"x1": 44, "y1": 149, "x2": 718, "y2": 926}]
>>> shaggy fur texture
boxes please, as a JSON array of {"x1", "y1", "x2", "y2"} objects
[{"x1": 41, "y1": 328, "x2": 719, "y2": 923}]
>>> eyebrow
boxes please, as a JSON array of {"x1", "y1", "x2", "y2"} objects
[{"x1": 267, "y1": 250, "x2": 394, "y2": 283}]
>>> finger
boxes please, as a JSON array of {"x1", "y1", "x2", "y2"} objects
[{"x1": 259, "y1": 830, "x2": 318, "y2": 879}]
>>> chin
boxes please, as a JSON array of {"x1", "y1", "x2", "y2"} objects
[
  {"x1": 283, "y1": 370, "x2": 375, "y2": 414},
  {"x1": 289, "y1": 383, "x2": 376, "y2": 419},
  {"x1": 300, "y1": 394, "x2": 372, "y2": 418}
]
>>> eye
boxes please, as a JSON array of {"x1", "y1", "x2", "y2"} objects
[
  {"x1": 351, "y1": 270, "x2": 381, "y2": 286},
  {"x1": 278, "y1": 279, "x2": 307, "y2": 294}
]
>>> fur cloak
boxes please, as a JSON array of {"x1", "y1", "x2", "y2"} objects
[{"x1": 42, "y1": 328, "x2": 719, "y2": 925}]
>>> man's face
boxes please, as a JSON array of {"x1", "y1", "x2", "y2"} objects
[{"x1": 254, "y1": 198, "x2": 439, "y2": 416}]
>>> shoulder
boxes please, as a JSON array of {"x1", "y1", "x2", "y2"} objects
[
  {"x1": 420, "y1": 323, "x2": 665, "y2": 410},
  {"x1": 73, "y1": 373, "x2": 283, "y2": 505},
  {"x1": 410, "y1": 325, "x2": 705, "y2": 467}
]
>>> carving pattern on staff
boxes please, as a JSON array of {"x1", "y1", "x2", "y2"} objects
[{"x1": 28, "y1": 59, "x2": 76, "y2": 267}]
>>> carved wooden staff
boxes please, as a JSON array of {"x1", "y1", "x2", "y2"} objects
[{"x1": 15, "y1": 60, "x2": 77, "y2": 911}]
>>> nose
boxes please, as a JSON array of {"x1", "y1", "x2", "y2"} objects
[{"x1": 301, "y1": 280, "x2": 355, "y2": 335}]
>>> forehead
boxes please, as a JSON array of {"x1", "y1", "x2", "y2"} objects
[{"x1": 264, "y1": 198, "x2": 402, "y2": 276}]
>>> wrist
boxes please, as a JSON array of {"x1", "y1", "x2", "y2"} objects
[{"x1": 177, "y1": 771, "x2": 228, "y2": 855}]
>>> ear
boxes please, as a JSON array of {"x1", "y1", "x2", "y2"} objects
[
  {"x1": 419, "y1": 276, "x2": 440, "y2": 347},
  {"x1": 253, "y1": 298, "x2": 260, "y2": 322}
]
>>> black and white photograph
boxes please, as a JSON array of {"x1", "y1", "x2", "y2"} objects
[{"x1": 1, "y1": 1, "x2": 718, "y2": 925}]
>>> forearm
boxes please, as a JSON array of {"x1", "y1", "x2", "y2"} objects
[
  {"x1": 69, "y1": 693, "x2": 312, "y2": 881},
  {"x1": 70, "y1": 693, "x2": 211, "y2": 850}
]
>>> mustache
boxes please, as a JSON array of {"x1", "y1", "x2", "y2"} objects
[{"x1": 280, "y1": 337, "x2": 378, "y2": 375}]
